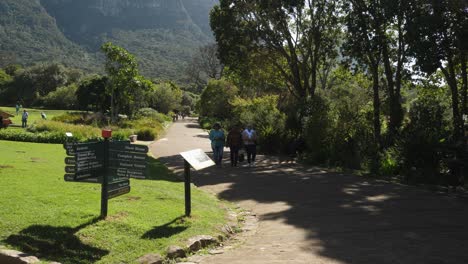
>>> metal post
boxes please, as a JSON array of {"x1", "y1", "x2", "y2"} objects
[
  {"x1": 100, "y1": 138, "x2": 109, "y2": 219},
  {"x1": 184, "y1": 160, "x2": 191, "y2": 217}
]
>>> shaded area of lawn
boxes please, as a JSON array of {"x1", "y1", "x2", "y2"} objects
[{"x1": 6, "y1": 218, "x2": 108, "y2": 264}]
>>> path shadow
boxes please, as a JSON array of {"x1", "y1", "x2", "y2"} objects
[
  {"x1": 158, "y1": 153, "x2": 468, "y2": 263},
  {"x1": 185, "y1": 123, "x2": 201, "y2": 129},
  {"x1": 4, "y1": 217, "x2": 109, "y2": 264},
  {"x1": 142, "y1": 216, "x2": 188, "y2": 239},
  {"x1": 194, "y1": 134, "x2": 209, "y2": 139}
]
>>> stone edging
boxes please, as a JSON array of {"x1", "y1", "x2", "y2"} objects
[{"x1": 137, "y1": 208, "x2": 258, "y2": 264}]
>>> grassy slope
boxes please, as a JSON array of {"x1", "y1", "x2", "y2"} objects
[
  {"x1": 0, "y1": 106, "x2": 67, "y2": 125},
  {"x1": 0, "y1": 140, "x2": 227, "y2": 263}
]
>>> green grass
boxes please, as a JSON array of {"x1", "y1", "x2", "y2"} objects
[
  {"x1": 0, "y1": 106, "x2": 69, "y2": 125},
  {"x1": 0, "y1": 140, "x2": 228, "y2": 263}
]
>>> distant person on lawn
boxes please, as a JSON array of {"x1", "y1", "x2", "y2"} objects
[
  {"x1": 209, "y1": 122, "x2": 225, "y2": 167},
  {"x1": 226, "y1": 124, "x2": 243, "y2": 167},
  {"x1": 15, "y1": 103, "x2": 20, "y2": 115},
  {"x1": 242, "y1": 124, "x2": 257, "y2": 167},
  {"x1": 21, "y1": 109, "x2": 29, "y2": 128}
]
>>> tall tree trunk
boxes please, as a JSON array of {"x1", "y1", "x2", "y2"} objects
[
  {"x1": 382, "y1": 44, "x2": 397, "y2": 144},
  {"x1": 461, "y1": 52, "x2": 467, "y2": 117},
  {"x1": 371, "y1": 66, "x2": 381, "y2": 146},
  {"x1": 371, "y1": 63, "x2": 381, "y2": 173},
  {"x1": 442, "y1": 64, "x2": 463, "y2": 141}
]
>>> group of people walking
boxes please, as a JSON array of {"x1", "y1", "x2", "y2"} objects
[{"x1": 209, "y1": 123, "x2": 257, "y2": 167}]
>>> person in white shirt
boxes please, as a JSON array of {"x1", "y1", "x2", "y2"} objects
[
  {"x1": 242, "y1": 124, "x2": 257, "y2": 167},
  {"x1": 21, "y1": 110, "x2": 29, "y2": 128}
]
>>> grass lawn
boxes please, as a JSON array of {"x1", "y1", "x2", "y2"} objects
[
  {"x1": 0, "y1": 140, "x2": 228, "y2": 263},
  {"x1": 0, "y1": 106, "x2": 69, "y2": 126}
]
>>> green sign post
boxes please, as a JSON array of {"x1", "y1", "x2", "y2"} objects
[{"x1": 63, "y1": 132, "x2": 148, "y2": 218}]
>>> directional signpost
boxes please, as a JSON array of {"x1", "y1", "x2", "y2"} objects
[{"x1": 63, "y1": 131, "x2": 148, "y2": 218}]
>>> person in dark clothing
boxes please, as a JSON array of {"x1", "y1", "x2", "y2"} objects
[{"x1": 226, "y1": 125, "x2": 243, "y2": 167}]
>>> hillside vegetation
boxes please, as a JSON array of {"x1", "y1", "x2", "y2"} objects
[{"x1": 0, "y1": 0, "x2": 216, "y2": 82}]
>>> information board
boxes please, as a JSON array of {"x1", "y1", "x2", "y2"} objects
[{"x1": 180, "y1": 149, "x2": 215, "y2": 171}]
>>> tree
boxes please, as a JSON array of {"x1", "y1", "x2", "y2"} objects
[
  {"x1": 343, "y1": 0, "x2": 384, "y2": 155},
  {"x1": 344, "y1": 0, "x2": 411, "y2": 146},
  {"x1": 210, "y1": 0, "x2": 341, "y2": 99},
  {"x1": 76, "y1": 75, "x2": 110, "y2": 112},
  {"x1": 406, "y1": 0, "x2": 468, "y2": 140},
  {"x1": 185, "y1": 43, "x2": 223, "y2": 92},
  {"x1": 148, "y1": 82, "x2": 183, "y2": 114},
  {"x1": 101, "y1": 42, "x2": 147, "y2": 121},
  {"x1": 198, "y1": 79, "x2": 238, "y2": 119}
]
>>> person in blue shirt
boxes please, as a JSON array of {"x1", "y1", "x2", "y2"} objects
[{"x1": 209, "y1": 122, "x2": 225, "y2": 166}]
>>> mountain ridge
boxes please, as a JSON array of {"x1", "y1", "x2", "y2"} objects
[{"x1": 0, "y1": 0, "x2": 217, "y2": 82}]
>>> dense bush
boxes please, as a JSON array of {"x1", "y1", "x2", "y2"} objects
[
  {"x1": 230, "y1": 95, "x2": 286, "y2": 153},
  {"x1": 301, "y1": 83, "x2": 374, "y2": 169},
  {"x1": 398, "y1": 91, "x2": 451, "y2": 184},
  {"x1": 39, "y1": 84, "x2": 78, "y2": 109},
  {"x1": 148, "y1": 82, "x2": 183, "y2": 114},
  {"x1": 136, "y1": 128, "x2": 157, "y2": 141},
  {"x1": 27, "y1": 120, "x2": 102, "y2": 142},
  {"x1": 134, "y1": 108, "x2": 171, "y2": 123},
  {"x1": 0, "y1": 129, "x2": 68, "y2": 143},
  {"x1": 198, "y1": 79, "x2": 238, "y2": 119}
]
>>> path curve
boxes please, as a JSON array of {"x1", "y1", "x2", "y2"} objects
[{"x1": 150, "y1": 118, "x2": 468, "y2": 264}]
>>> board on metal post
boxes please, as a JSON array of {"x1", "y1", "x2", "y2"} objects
[
  {"x1": 184, "y1": 159, "x2": 191, "y2": 217},
  {"x1": 100, "y1": 131, "x2": 111, "y2": 219},
  {"x1": 180, "y1": 149, "x2": 215, "y2": 217}
]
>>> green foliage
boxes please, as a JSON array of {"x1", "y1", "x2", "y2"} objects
[
  {"x1": 199, "y1": 79, "x2": 238, "y2": 119},
  {"x1": 101, "y1": 42, "x2": 151, "y2": 119},
  {"x1": 199, "y1": 116, "x2": 219, "y2": 130},
  {"x1": 40, "y1": 84, "x2": 78, "y2": 110},
  {"x1": 148, "y1": 82, "x2": 183, "y2": 114},
  {"x1": 76, "y1": 75, "x2": 110, "y2": 112},
  {"x1": 0, "y1": 63, "x2": 83, "y2": 106},
  {"x1": 27, "y1": 120, "x2": 102, "y2": 142},
  {"x1": 136, "y1": 128, "x2": 156, "y2": 141},
  {"x1": 230, "y1": 95, "x2": 286, "y2": 153},
  {"x1": 301, "y1": 70, "x2": 375, "y2": 169},
  {"x1": 0, "y1": 129, "x2": 67, "y2": 143},
  {"x1": 398, "y1": 89, "x2": 451, "y2": 183},
  {"x1": 134, "y1": 108, "x2": 171, "y2": 123},
  {"x1": 0, "y1": 0, "x2": 98, "y2": 70},
  {"x1": 303, "y1": 96, "x2": 333, "y2": 164},
  {"x1": 211, "y1": 0, "x2": 340, "y2": 98}
]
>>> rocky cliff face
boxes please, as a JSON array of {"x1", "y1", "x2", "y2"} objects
[
  {"x1": 40, "y1": 0, "x2": 214, "y2": 40},
  {"x1": 1, "y1": 0, "x2": 218, "y2": 81}
]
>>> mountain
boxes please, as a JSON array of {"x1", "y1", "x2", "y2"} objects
[
  {"x1": 0, "y1": 0, "x2": 95, "y2": 70},
  {"x1": 0, "y1": 0, "x2": 217, "y2": 82}
]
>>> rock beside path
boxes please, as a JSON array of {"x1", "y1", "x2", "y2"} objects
[
  {"x1": 187, "y1": 235, "x2": 218, "y2": 252},
  {"x1": 137, "y1": 253, "x2": 163, "y2": 264},
  {"x1": 166, "y1": 245, "x2": 186, "y2": 259},
  {"x1": 0, "y1": 249, "x2": 40, "y2": 264}
]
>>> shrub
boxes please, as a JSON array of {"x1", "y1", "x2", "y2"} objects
[
  {"x1": 136, "y1": 128, "x2": 157, "y2": 141},
  {"x1": 0, "y1": 129, "x2": 67, "y2": 143},
  {"x1": 27, "y1": 120, "x2": 101, "y2": 142},
  {"x1": 399, "y1": 92, "x2": 450, "y2": 184},
  {"x1": 40, "y1": 84, "x2": 78, "y2": 109},
  {"x1": 302, "y1": 96, "x2": 332, "y2": 164},
  {"x1": 199, "y1": 79, "x2": 238, "y2": 119},
  {"x1": 134, "y1": 108, "x2": 171, "y2": 123},
  {"x1": 231, "y1": 95, "x2": 286, "y2": 153}
]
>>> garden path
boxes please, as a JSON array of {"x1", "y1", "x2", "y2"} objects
[{"x1": 150, "y1": 118, "x2": 468, "y2": 264}]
